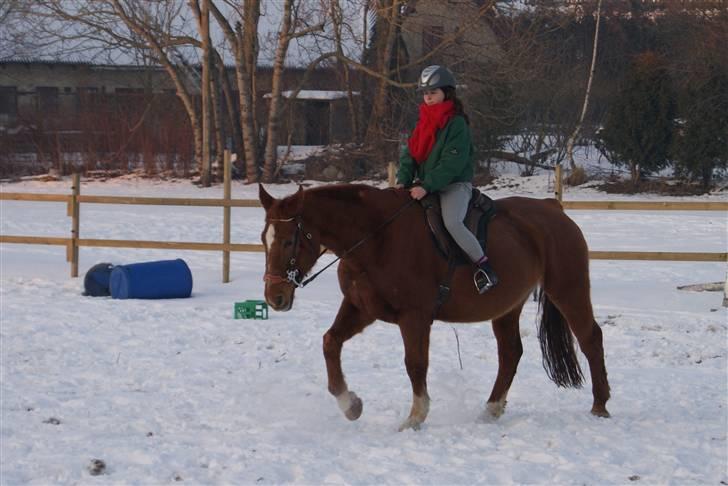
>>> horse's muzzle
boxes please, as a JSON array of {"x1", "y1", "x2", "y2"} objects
[{"x1": 265, "y1": 284, "x2": 294, "y2": 311}]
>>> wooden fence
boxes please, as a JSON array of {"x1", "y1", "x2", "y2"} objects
[{"x1": 2, "y1": 158, "x2": 727, "y2": 280}]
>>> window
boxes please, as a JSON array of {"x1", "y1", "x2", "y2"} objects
[
  {"x1": 37, "y1": 86, "x2": 59, "y2": 113},
  {"x1": 0, "y1": 87, "x2": 17, "y2": 115}
]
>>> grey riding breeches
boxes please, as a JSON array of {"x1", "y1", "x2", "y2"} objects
[{"x1": 439, "y1": 181, "x2": 484, "y2": 263}]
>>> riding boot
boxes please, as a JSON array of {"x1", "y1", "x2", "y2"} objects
[{"x1": 473, "y1": 257, "x2": 498, "y2": 294}]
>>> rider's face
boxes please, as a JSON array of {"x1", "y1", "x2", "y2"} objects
[{"x1": 423, "y1": 88, "x2": 445, "y2": 106}]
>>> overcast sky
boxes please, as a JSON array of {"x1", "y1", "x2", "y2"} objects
[{"x1": 0, "y1": 1, "x2": 368, "y2": 67}]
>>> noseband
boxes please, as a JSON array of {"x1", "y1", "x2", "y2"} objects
[{"x1": 263, "y1": 216, "x2": 315, "y2": 288}]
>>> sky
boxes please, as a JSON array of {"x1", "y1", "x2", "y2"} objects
[
  {"x1": 0, "y1": 0, "x2": 368, "y2": 67},
  {"x1": 1, "y1": 172, "x2": 726, "y2": 484}
]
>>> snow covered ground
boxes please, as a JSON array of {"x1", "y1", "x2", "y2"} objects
[{"x1": 1, "y1": 176, "x2": 726, "y2": 484}]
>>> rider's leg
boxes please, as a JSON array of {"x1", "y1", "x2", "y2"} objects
[{"x1": 440, "y1": 182, "x2": 498, "y2": 293}]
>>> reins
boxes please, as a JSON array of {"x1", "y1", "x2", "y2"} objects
[{"x1": 268, "y1": 197, "x2": 418, "y2": 289}]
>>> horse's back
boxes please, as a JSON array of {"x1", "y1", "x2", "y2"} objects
[
  {"x1": 493, "y1": 196, "x2": 591, "y2": 291},
  {"x1": 494, "y1": 196, "x2": 585, "y2": 247}
]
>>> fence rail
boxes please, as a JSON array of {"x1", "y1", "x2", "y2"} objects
[
  {"x1": 4, "y1": 194, "x2": 726, "y2": 212},
  {"x1": 4, "y1": 234, "x2": 723, "y2": 263},
  {"x1": 561, "y1": 201, "x2": 727, "y2": 211},
  {"x1": 2, "y1": 160, "x2": 727, "y2": 280}
]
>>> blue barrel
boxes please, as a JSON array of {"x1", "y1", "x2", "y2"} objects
[{"x1": 110, "y1": 259, "x2": 193, "y2": 299}]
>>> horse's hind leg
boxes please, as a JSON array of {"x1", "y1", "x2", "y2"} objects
[
  {"x1": 483, "y1": 302, "x2": 525, "y2": 420},
  {"x1": 548, "y1": 291, "x2": 611, "y2": 417},
  {"x1": 323, "y1": 298, "x2": 374, "y2": 421}
]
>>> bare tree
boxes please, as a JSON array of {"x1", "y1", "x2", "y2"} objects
[
  {"x1": 565, "y1": 0, "x2": 602, "y2": 172},
  {"x1": 261, "y1": 0, "x2": 326, "y2": 182},
  {"x1": 188, "y1": 0, "x2": 214, "y2": 185},
  {"x1": 363, "y1": 0, "x2": 403, "y2": 146},
  {"x1": 22, "y1": 1, "x2": 207, "y2": 173},
  {"x1": 210, "y1": 0, "x2": 261, "y2": 182}
]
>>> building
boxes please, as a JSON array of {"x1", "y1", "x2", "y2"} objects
[
  {"x1": 0, "y1": 59, "x2": 360, "y2": 176},
  {"x1": 400, "y1": 0, "x2": 501, "y2": 70}
]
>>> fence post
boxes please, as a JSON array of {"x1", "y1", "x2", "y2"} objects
[
  {"x1": 70, "y1": 172, "x2": 80, "y2": 277},
  {"x1": 387, "y1": 162, "x2": 396, "y2": 187},
  {"x1": 554, "y1": 164, "x2": 563, "y2": 202},
  {"x1": 222, "y1": 150, "x2": 231, "y2": 283}
]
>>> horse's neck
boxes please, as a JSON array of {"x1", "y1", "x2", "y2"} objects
[{"x1": 303, "y1": 188, "x2": 382, "y2": 255}]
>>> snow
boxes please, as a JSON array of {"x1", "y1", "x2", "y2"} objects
[
  {"x1": 264, "y1": 90, "x2": 360, "y2": 100},
  {"x1": 1, "y1": 175, "x2": 727, "y2": 484}
]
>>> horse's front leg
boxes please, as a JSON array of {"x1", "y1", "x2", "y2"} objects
[
  {"x1": 323, "y1": 298, "x2": 374, "y2": 421},
  {"x1": 398, "y1": 312, "x2": 433, "y2": 431}
]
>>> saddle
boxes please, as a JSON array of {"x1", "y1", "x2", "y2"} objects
[{"x1": 420, "y1": 189, "x2": 497, "y2": 265}]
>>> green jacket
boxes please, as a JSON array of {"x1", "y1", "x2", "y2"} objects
[{"x1": 396, "y1": 115, "x2": 475, "y2": 193}]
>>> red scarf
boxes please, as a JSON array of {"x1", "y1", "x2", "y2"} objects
[{"x1": 407, "y1": 100, "x2": 455, "y2": 164}]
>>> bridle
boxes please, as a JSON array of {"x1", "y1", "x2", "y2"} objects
[
  {"x1": 263, "y1": 215, "x2": 322, "y2": 288},
  {"x1": 263, "y1": 197, "x2": 417, "y2": 289}
]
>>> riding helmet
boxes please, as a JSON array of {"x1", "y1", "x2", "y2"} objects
[{"x1": 417, "y1": 65, "x2": 456, "y2": 91}]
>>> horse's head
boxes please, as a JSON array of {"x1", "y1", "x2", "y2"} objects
[{"x1": 259, "y1": 184, "x2": 321, "y2": 311}]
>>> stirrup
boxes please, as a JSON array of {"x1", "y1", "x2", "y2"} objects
[{"x1": 474, "y1": 268, "x2": 495, "y2": 294}]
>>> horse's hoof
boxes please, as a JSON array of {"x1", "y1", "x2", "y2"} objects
[
  {"x1": 398, "y1": 417, "x2": 423, "y2": 432},
  {"x1": 591, "y1": 406, "x2": 610, "y2": 418},
  {"x1": 336, "y1": 391, "x2": 363, "y2": 421},
  {"x1": 344, "y1": 392, "x2": 363, "y2": 421},
  {"x1": 485, "y1": 399, "x2": 507, "y2": 419}
]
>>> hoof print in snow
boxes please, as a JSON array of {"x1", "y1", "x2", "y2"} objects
[
  {"x1": 87, "y1": 459, "x2": 107, "y2": 476},
  {"x1": 628, "y1": 475, "x2": 641, "y2": 481},
  {"x1": 174, "y1": 474, "x2": 183, "y2": 481},
  {"x1": 43, "y1": 417, "x2": 61, "y2": 425},
  {"x1": 146, "y1": 432, "x2": 154, "y2": 437}
]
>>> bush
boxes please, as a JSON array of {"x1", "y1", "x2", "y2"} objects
[
  {"x1": 672, "y1": 63, "x2": 728, "y2": 189},
  {"x1": 598, "y1": 52, "x2": 675, "y2": 184}
]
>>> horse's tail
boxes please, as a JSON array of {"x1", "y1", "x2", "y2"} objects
[{"x1": 537, "y1": 288, "x2": 584, "y2": 388}]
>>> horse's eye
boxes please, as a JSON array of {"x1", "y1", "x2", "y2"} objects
[{"x1": 283, "y1": 240, "x2": 293, "y2": 248}]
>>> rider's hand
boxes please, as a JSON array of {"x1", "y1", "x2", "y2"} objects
[{"x1": 409, "y1": 186, "x2": 428, "y2": 200}]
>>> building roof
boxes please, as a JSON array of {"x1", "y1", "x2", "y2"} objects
[{"x1": 264, "y1": 90, "x2": 360, "y2": 100}]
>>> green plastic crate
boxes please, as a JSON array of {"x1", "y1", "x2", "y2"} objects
[{"x1": 234, "y1": 300, "x2": 269, "y2": 319}]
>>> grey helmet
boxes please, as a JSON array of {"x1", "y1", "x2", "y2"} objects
[{"x1": 417, "y1": 65, "x2": 456, "y2": 91}]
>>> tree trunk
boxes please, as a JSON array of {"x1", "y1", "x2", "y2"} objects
[
  {"x1": 217, "y1": 52, "x2": 242, "y2": 169},
  {"x1": 211, "y1": 58, "x2": 224, "y2": 182},
  {"x1": 365, "y1": 0, "x2": 402, "y2": 145},
  {"x1": 630, "y1": 163, "x2": 640, "y2": 186},
  {"x1": 565, "y1": 0, "x2": 602, "y2": 171},
  {"x1": 209, "y1": 0, "x2": 259, "y2": 181},
  {"x1": 239, "y1": 1, "x2": 261, "y2": 182},
  {"x1": 330, "y1": 0, "x2": 360, "y2": 143},
  {"x1": 199, "y1": 0, "x2": 212, "y2": 187},
  {"x1": 262, "y1": 0, "x2": 293, "y2": 183}
]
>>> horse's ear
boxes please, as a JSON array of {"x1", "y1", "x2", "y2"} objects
[{"x1": 259, "y1": 183, "x2": 274, "y2": 211}]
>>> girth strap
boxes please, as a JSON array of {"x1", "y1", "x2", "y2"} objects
[{"x1": 432, "y1": 255, "x2": 458, "y2": 320}]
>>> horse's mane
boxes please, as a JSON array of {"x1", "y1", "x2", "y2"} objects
[
  {"x1": 305, "y1": 184, "x2": 380, "y2": 203},
  {"x1": 277, "y1": 184, "x2": 408, "y2": 223}
]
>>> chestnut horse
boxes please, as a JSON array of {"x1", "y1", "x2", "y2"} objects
[{"x1": 259, "y1": 183, "x2": 610, "y2": 430}]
